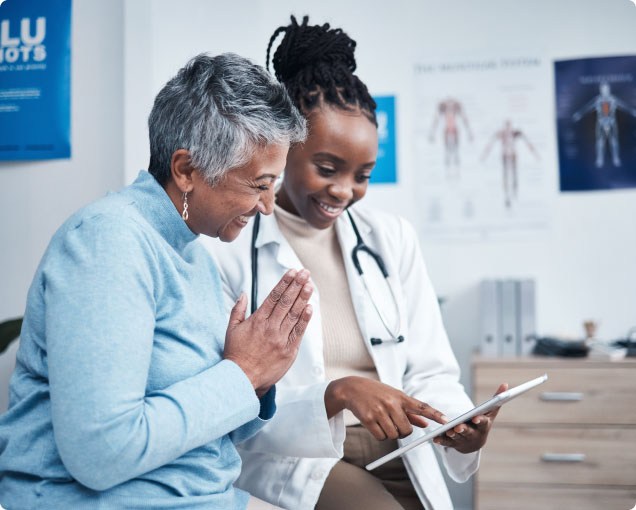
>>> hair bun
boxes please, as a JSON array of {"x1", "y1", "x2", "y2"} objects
[{"x1": 268, "y1": 15, "x2": 357, "y2": 83}]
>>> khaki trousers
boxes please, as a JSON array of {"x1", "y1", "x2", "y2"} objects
[{"x1": 316, "y1": 425, "x2": 424, "y2": 510}]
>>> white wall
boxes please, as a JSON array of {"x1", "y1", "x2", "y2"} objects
[
  {"x1": 0, "y1": 0, "x2": 124, "y2": 411},
  {"x1": 123, "y1": 2, "x2": 636, "y2": 507}
]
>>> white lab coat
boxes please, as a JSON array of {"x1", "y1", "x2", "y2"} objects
[{"x1": 201, "y1": 204, "x2": 479, "y2": 510}]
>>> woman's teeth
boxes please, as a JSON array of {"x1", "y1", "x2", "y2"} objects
[
  {"x1": 318, "y1": 201, "x2": 341, "y2": 214},
  {"x1": 237, "y1": 215, "x2": 250, "y2": 223}
]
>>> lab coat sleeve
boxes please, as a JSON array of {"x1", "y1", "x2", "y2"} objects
[
  {"x1": 235, "y1": 382, "x2": 345, "y2": 458},
  {"x1": 396, "y1": 217, "x2": 480, "y2": 483}
]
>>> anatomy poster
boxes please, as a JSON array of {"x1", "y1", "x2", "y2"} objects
[
  {"x1": 555, "y1": 56, "x2": 636, "y2": 191},
  {"x1": 0, "y1": 0, "x2": 72, "y2": 161},
  {"x1": 413, "y1": 56, "x2": 555, "y2": 239}
]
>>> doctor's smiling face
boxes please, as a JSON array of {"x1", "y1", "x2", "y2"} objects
[{"x1": 276, "y1": 105, "x2": 378, "y2": 230}]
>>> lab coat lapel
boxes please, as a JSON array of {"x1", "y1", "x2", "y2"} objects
[
  {"x1": 335, "y1": 210, "x2": 375, "y2": 357},
  {"x1": 255, "y1": 212, "x2": 300, "y2": 271},
  {"x1": 257, "y1": 212, "x2": 324, "y2": 378}
]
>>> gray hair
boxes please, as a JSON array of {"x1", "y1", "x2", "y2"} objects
[{"x1": 148, "y1": 53, "x2": 307, "y2": 186}]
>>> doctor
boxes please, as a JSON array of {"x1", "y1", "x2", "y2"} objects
[{"x1": 204, "y1": 16, "x2": 504, "y2": 510}]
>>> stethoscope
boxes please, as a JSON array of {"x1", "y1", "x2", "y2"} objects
[{"x1": 250, "y1": 209, "x2": 405, "y2": 346}]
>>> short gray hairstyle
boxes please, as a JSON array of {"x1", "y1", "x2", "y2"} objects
[{"x1": 148, "y1": 53, "x2": 307, "y2": 186}]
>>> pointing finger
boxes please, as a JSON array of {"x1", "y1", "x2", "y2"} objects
[{"x1": 405, "y1": 398, "x2": 449, "y2": 425}]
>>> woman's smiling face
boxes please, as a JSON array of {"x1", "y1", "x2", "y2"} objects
[{"x1": 276, "y1": 106, "x2": 378, "y2": 229}]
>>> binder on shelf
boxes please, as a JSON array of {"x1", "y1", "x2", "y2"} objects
[
  {"x1": 500, "y1": 280, "x2": 518, "y2": 356},
  {"x1": 479, "y1": 280, "x2": 501, "y2": 356},
  {"x1": 517, "y1": 279, "x2": 536, "y2": 355}
]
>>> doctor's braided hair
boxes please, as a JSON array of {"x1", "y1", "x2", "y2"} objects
[{"x1": 266, "y1": 15, "x2": 377, "y2": 125}]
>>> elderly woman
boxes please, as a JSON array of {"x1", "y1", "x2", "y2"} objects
[{"x1": 0, "y1": 53, "x2": 310, "y2": 509}]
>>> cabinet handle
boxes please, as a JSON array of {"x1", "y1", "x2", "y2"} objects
[
  {"x1": 540, "y1": 392, "x2": 584, "y2": 401},
  {"x1": 541, "y1": 453, "x2": 586, "y2": 463}
]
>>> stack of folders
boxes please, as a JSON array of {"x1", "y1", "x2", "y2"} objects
[{"x1": 480, "y1": 279, "x2": 536, "y2": 357}]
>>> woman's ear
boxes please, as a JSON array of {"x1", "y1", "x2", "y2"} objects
[{"x1": 170, "y1": 149, "x2": 195, "y2": 193}]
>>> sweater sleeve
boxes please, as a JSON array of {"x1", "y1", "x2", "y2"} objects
[
  {"x1": 229, "y1": 386, "x2": 277, "y2": 445},
  {"x1": 235, "y1": 382, "x2": 345, "y2": 458},
  {"x1": 44, "y1": 216, "x2": 266, "y2": 491}
]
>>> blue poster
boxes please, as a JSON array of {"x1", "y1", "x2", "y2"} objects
[
  {"x1": 555, "y1": 56, "x2": 636, "y2": 191},
  {"x1": 0, "y1": 0, "x2": 71, "y2": 161},
  {"x1": 371, "y1": 95, "x2": 397, "y2": 184}
]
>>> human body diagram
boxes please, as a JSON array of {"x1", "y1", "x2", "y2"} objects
[
  {"x1": 482, "y1": 120, "x2": 538, "y2": 208},
  {"x1": 429, "y1": 98, "x2": 473, "y2": 177},
  {"x1": 572, "y1": 82, "x2": 636, "y2": 168}
]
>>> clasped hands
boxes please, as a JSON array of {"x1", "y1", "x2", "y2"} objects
[
  {"x1": 224, "y1": 269, "x2": 314, "y2": 398},
  {"x1": 326, "y1": 376, "x2": 507, "y2": 454}
]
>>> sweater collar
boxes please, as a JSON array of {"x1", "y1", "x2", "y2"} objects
[{"x1": 129, "y1": 171, "x2": 198, "y2": 251}]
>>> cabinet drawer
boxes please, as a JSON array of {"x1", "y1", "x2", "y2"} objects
[
  {"x1": 473, "y1": 365, "x2": 636, "y2": 425},
  {"x1": 476, "y1": 485, "x2": 636, "y2": 510},
  {"x1": 478, "y1": 426, "x2": 636, "y2": 486}
]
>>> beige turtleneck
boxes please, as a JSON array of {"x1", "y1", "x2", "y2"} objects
[{"x1": 274, "y1": 204, "x2": 380, "y2": 425}]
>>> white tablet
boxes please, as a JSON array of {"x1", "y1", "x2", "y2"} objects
[{"x1": 365, "y1": 373, "x2": 548, "y2": 471}]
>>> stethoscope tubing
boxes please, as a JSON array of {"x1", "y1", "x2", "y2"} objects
[{"x1": 250, "y1": 209, "x2": 404, "y2": 345}]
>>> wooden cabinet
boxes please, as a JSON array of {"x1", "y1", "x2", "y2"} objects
[{"x1": 472, "y1": 356, "x2": 636, "y2": 510}]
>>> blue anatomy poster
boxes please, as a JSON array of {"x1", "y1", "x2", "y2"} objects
[
  {"x1": 370, "y1": 95, "x2": 397, "y2": 184},
  {"x1": 0, "y1": 0, "x2": 71, "y2": 161},
  {"x1": 555, "y1": 56, "x2": 636, "y2": 191}
]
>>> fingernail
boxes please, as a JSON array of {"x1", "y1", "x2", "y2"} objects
[
  {"x1": 447, "y1": 431, "x2": 455, "y2": 438},
  {"x1": 441, "y1": 415, "x2": 450, "y2": 422},
  {"x1": 287, "y1": 269, "x2": 297, "y2": 278},
  {"x1": 303, "y1": 283, "x2": 312, "y2": 294},
  {"x1": 297, "y1": 269, "x2": 309, "y2": 282}
]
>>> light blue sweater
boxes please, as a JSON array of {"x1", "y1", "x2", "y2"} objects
[{"x1": 0, "y1": 171, "x2": 275, "y2": 509}]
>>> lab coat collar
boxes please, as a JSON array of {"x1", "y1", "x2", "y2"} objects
[
  {"x1": 253, "y1": 211, "x2": 302, "y2": 271},
  {"x1": 335, "y1": 205, "x2": 373, "y2": 246},
  {"x1": 254, "y1": 205, "x2": 373, "y2": 261}
]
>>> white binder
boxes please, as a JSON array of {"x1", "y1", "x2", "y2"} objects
[
  {"x1": 517, "y1": 279, "x2": 536, "y2": 355},
  {"x1": 479, "y1": 280, "x2": 500, "y2": 356},
  {"x1": 500, "y1": 279, "x2": 518, "y2": 356}
]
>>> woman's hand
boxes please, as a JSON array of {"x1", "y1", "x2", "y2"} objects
[
  {"x1": 224, "y1": 269, "x2": 313, "y2": 398},
  {"x1": 433, "y1": 383, "x2": 508, "y2": 453},
  {"x1": 325, "y1": 376, "x2": 449, "y2": 440}
]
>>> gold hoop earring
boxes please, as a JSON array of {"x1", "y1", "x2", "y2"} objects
[{"x1": 182, "y1": 192, "x2": 189, "y2": 221}]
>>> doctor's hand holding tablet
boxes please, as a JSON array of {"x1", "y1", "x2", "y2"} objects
[
  {"x1": 367, "y1": 374, "x2": 548, "y2": 471},
  {"x1": 324, "y1": 376, "x2": 453, "y2": 440},
  {"x1": 324, "y1": 376, "x2": 509, "y2": 452},
  {"x1": 431, "y1": 382, "x2": 508, "y2": 453}
]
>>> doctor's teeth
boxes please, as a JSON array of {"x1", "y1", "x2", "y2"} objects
[{"x1": 319, "y1": 202, "x2": 341, "y2": 213}]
